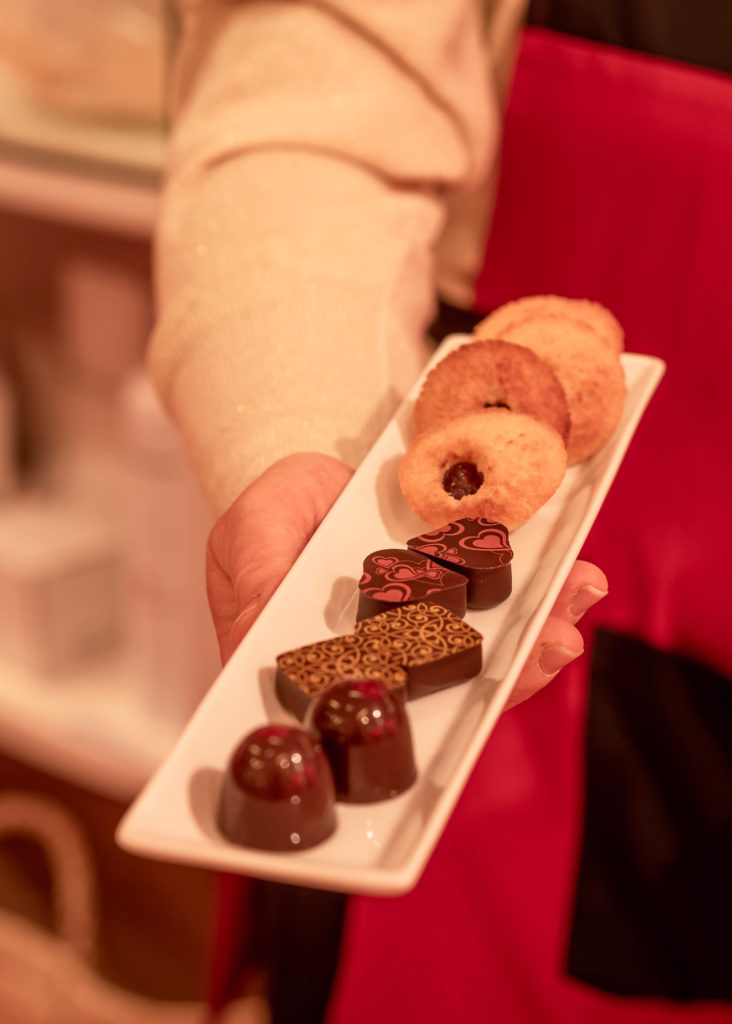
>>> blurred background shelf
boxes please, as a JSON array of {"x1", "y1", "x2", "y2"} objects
[
  {"x1": 0, "y1": 61, "x2": 216, "y2": 804},
  {"x1": 0, "y1": 150, "x2": 159, "y2": 237},
  {"x1": 0, "y1": 646, "x2": 179, "y2": 801},
  {"x1": 0, "y1": 62, "x2": 163, "y2": 235},
  {"x1": 0, "y1": 7, "x2": 224, "y2": 1007},
  {"x1": 0, "y1": 62, "x2": 166, "y2": 176}
]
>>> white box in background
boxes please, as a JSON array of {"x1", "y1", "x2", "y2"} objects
[{"x1": 0, "y1": 495, "x2": 120, "y2": 673}]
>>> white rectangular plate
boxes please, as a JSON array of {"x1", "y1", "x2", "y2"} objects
[{"x1": 118, "y1": 341, "x2": 665, "y2": 896}]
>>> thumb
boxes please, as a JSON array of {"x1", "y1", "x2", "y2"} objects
[{"x1": 206, "y1": 453, "x2": 353, "y2": 662}]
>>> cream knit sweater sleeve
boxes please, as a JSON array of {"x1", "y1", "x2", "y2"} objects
[{"x1": 149, "y1": 0, "x2": 526, "y2": 514}]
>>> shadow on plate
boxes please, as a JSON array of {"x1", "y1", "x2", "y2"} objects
[
  {"x1": 325, "y1": 575, "x2": 359, "y2": 633},
  {"x1": 188, "y1": 766, "x2": 224, "y2": 840},
  {"x1": 374, "y1": 453, "x2": 426, "y2": 543}
]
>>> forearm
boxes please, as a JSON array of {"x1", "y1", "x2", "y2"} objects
[
  {"x1": 150, "y1": 0, "x2": 507, "y2": 513},
  {"x1": 150, "y1": 149, "x2": 442, "y2": 513}
]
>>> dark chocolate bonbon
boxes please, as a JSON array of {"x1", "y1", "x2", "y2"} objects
[
  {"x1": 408, "y1": 517, "x2": 513, "y2": 609},
  {"x1": 276, "y1": 602, "x2": 483, "y2": 718},
  {"x1": 218, "y1": 724, "x2": 336, "y2": 851},
  {"x1": 356, "y1": 602, "x2": 483, "y2": 700},
  {"x1": 275, "y1": 634, "x2": 408, "y2": 721},
  {"x1": 309, "y1": 679, "x2": 416, "y2": 802},
  {"x1": 357, "y1": 547, "x2": 467, "y2": 621}
]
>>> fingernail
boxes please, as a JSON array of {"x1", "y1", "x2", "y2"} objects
[
  {"x1": 569, "y1": 585, "x2": 608, "y2": 623},
  {"x1": 539, "y1": 643, "x2": 583, "y2": 677}
]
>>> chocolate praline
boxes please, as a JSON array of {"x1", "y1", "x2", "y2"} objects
[
  {"x1": 308, "y1": 679, "x2": 416, "y2": 802},
  {"x1": 276, "y1": 603, "x2": 483, "y2": 720},
  {"x1": 275, "y1": 635, "x2": 408, "y2": 721},
  {"x1": 218, "y1": 724, "x2": 336, "y2": 852},
  {"x1": 407, "y1": 517, "x2": 513, "y2": 609},
  {"x1": 356, "y1": 547, "x2": 467, "y2": 621},
  {"x1": 354, "y1": 602, "x2": 484, "y2": 700}
]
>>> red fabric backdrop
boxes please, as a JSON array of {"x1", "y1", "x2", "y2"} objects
[{"x1": 327, "y1": 28, "x2": 732, "y2": 1024}]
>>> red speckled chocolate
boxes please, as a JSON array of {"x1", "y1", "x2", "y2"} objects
[
  {"x1": 218, "y1": 725, "x2": 336, "y2": 851},
  {"x1": 308, "y1": 679, "x2": 416, "y2": 803}
]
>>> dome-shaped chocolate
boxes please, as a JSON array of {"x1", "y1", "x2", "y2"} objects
[
  {"x1": 218, "y1": 724, "x2": 336, "y2": 851},
  {"x1": 309, "y1": 680, "x2": 416, "y2": 802}
]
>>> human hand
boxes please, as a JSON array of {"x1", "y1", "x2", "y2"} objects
[
  {"x1": 503, "y1": 559, "x2": 608, "y2": 710},
  {"x1": 206, "y1": 453, "x2": 607, "y2": 706},
  {"x1": 206, "y1": 452, "x2": 354, "y2": 665}
]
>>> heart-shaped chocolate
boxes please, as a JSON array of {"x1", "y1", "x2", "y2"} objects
[
  {"x1": 276, "y1": 603, "x2": 483, "y2": 718},
  {"x1": 408, "y1": 518, "x2": 513, "y2": 610},
  {"x1": 357, "y1": 547, "x2": 467, "y2": 621}
]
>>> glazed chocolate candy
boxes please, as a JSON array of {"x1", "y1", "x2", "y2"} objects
[
  {"x1": 357, "y1": 547, "x2": 467, "y2": 621},
  {"x1": 217, "y1": 724, "x2": 336, "y2": 851},
  {"x1": 308, "y1": 679, "x2": 416, "y2": 802},
  {"x1": 276, "y1": 602, "x2": 483, "y2": 718},
  {"x1": 408, "y1": 517, "x2": 513, "y2": 609}
]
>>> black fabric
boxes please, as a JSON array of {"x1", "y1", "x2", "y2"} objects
[
  {"x1": 528, "y1": 0, "x2": 732, "y2": 75},
  {"x1": 247, "y1": 880, "x2": 348, "y2": 1024},
  {"x1": 429, "y1": 299, "x2": 485, "y2": 342},
  {"x1": 567, "y1": 629, "x2": 732, "y2": 1001}
]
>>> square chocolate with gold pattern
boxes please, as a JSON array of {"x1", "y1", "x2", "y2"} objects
[
  {"x1": 355, "y1": 602, "x2": 483, "y2": 700},
  {"x1": 275, "y1": 602, "x2": 482, "y2": 718}
]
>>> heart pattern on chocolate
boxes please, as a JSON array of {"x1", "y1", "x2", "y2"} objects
[
  {"x1": 369, "y1": 586, "x2": 412, "y2": 602},
  {"x1": 408, "y1": 517, "x2": 513, "y2": 570},
  {"x1": 357, "y1": 547, "x2": 467, "y2": 621},
  {"x1": 370, "y1": 554, "x2": 443, "y2": 583}
]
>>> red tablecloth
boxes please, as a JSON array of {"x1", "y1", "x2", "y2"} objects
[{"x1": 327, "y1": 28, "x2": 732, "y2": 1024}]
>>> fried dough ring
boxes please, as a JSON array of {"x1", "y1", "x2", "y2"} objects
[
  {"x1": 475, "y1": 294, "x2": 624, "y2": 353},
  {"x1": 414, "y1": 338, "x2": 570, "y2": 445},
  {"x1": 497, "y1": 313, "x2": 626, "y2": 464},
  {"x1": 398, "y1": 409, "x2": 567, "y2": 531}
]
